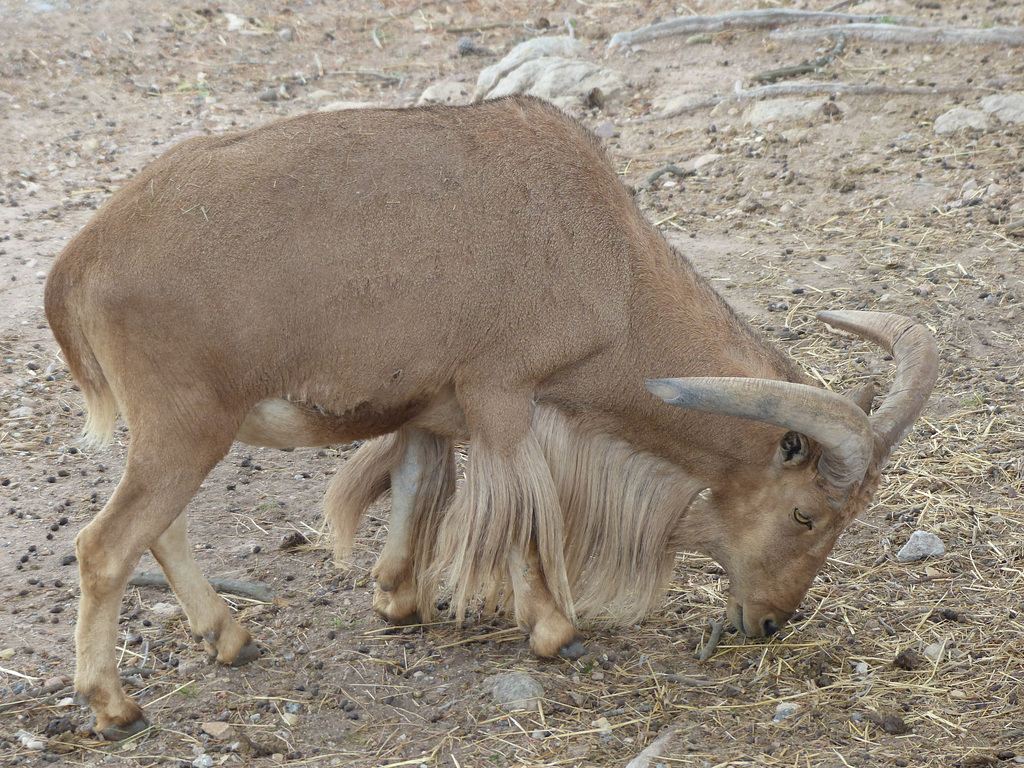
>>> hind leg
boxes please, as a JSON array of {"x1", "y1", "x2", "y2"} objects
[
  {"x1": 149, "y1": 512, "x2": 260, "y2": 666},
  {"x1": 373, "y1": 428, "x2": 455, "y2": 624},
  {"x1": 74, "y1": 433, "x2": 231, "y2": 740}
]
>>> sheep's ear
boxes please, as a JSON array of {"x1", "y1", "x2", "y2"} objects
[
  {"x1": 778, "y1": 431, "x2": 809, "y2": 467},
  {"x1": 852, "y1": 382, "x2": 876, "y2": 415}
]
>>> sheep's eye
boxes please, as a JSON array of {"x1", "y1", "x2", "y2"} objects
[{"x1": 793, "y1": 508, "x2": 813, "y2": 530}]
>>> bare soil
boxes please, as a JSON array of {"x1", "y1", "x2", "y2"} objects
[{"x1": 2, "y1": 1, "x2": 1023, "y2": 767}]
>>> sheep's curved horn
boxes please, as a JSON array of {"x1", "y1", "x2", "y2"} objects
[
  {"x1": 816, "y1": 310, "x2": 939, "y2": 465},
  {"x1": 645, "y1": 377, "x2": 873, "y2": 489}
]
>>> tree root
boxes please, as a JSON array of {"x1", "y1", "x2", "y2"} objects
[
  {"x1": 643, "y1": 81, "x2": 973, "y2": 121},
  {"x1": 128, "y1": 572, "x2": 274, "y2": 602},
  {"x1": 608, "y1": 9, "x2": 914, "y2": 50},
  {"x1": 771, "y1": 24, "x2": 1024, "y2": 47},
  {"x1": 752, "y1": 32, "x2": 847, "y2": 84}
]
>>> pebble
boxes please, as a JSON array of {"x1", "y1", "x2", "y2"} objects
[
  {"x1": 201, "y1": 721, "x2": 235, "y2": 740},
  {"x1": 773, "y1": 702, "x2": 799, "y2": 722},
  {"x1": 15, "y1": 730, "x2": 45, "y2": 750},
  {"x1": 594, "y1": 120, "x2": 617, "y2": 139},
  {"x1": 192, "y1": 755, "x2": 214, "y2": 768},
  {"x1": 151, "y1": 601, "x2": 183, "y2": 618},
  {"x1": 922, "y1": 642, "x2": 945, "y2": 662},
  {"x1": 178, "y1": 661, "x2": 204, "y2": 678},
  {"x1": 482, "y1": 672, "x2": 544, "y2": 712},
  {"x1": 897, "y1": 531, "x2": 946, "y2": 562}
]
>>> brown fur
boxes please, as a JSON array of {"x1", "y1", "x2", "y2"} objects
[{"x1": 44, "y1": 96, "x2": 934, "y2": 735}]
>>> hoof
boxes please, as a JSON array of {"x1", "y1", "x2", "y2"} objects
[
  {"x1": 94, "y1": 715, "x2": 150, "y2": 742},
  {"x1": 230, "y1": 641, "x2": 262, "y2": 667},
  {"x1": 558, "y1": 637, "x2": 587, "y2": 660}
]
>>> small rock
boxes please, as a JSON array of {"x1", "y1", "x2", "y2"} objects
[
  {"x1": 897, "y1": 531, "x2": 945, "y2": 562},
  {"x1": 980, "y1": 93, "x2": 1024, "y2": 125},
  {"x1": 472, "y1": 36, "x2": 627, "y2": 109},
  {"x1": 281, "y1": 711, "x2": 299, "y2": 726},
  {"x1": 418, "y1": 80, "x2": 470, "y2": 106},
  {"x1": 483, "y1": 672, "x2": 544, "y2": 712},
  {"x1": 912, "y1": 283, "x2": 933, "y2": 297},
  {"x1": 178, "y1": 661, "x2": 204, "y2": 678},
  {"x1": 773, "y1": 702, "x2": 799, "y2": 722},
  {"x1": 744, "y1": 98, "x2": 834, "y2": 129},
  {"x1": 854, "y1": 661, "x2": 869, "y2": 675},
  {"x1": 593, "y1": 120, "x2": 617, "y2": 139},
  {"x1": 151, "y1": 602, "x2": 183, "y2": 618},
  {"x1": 591, "y1": 716, "x2": 612, "y2": 736},
  {"x1": 277, "y1": 27, "x2": 293, "y2": 42},
  {"x1": 456, "y1": 36, "x2": 477, "y2": 56},
  {"x1": 690, "y1": 153, "x2": 723, "y2": 172},
  {"x1": 922, "y1": 642, "x2": 944, "y2": 662},
  {"x1": 202, "y1": 721, "x2": 235, "y2": 740},
  {"x1": 0, "y1": 647, "x2": 15, "y2": 660},
  {"x1": 933, "y1": 107, "x2": 989, "y2": 134},
  {"x1": 192, "y1": 755, "x2": 214, "y2": 768},
  {"x1": 15, "y1": 730, "x2": 45, "y2": 750}
]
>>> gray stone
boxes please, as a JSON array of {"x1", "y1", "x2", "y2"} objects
[
  {"x1": 980, "y1": 93, "x2": 1024, "y2": 124},
  {"x1": 922, "y1": 641, "x2": 944, "y2": 662},
  {"x1": 896, "y1": 531, "x2": 945, "y2": 562},
  {"x1": 472, "y1": 36, "x2": 627, "y2": 109},
  {"x1": 418, "y1": 80, "x2": 472, "y2": 106},
  {"x1": 594, "y1": 120, "x2": 617, "y2": 138},
  {"x1": 744, "y1": 98, "x2": 836, "y2": 129},
  {"x1": 483, "y1": 672, "x2": 544, "y2": 712},
  {"x1": 773, "y1": 702, "x2": 799, "y2": 722},
  {"x1": 933, "y1": 106, "x2": 989, "y2": 134},
  {"x1": 474, "y1": 36, "x2": 584, "y2": 99}
]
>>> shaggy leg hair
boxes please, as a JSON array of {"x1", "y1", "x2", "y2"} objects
[
  {"x1": 532, "y1": 405, "x2": 705, "y2": 627},
  {"x1": 328, "y1": 405, "x2": 704, "y2": 640},
  {"x1": 431, "y1": 430, "x2": 574, "y2": 655}
]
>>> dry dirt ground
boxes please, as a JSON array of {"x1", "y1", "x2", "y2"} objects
[{"x1": 2, "y1": 0, "x2": 1024, "y2": 766}]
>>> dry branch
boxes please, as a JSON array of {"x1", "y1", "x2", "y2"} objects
[
  {"x1": 771, "y1": 24, "x2": 1024, "y2": 47},
  {"x1": 128, "y1": 571, "x2": 273, "y2": 602},
  {"x1": 644, "y1": 81, "x2": 973, "y2": 121},
  {"x1": 624, "y1": 725, "x2": 680, "y2": 768},
  {"x1": 607, "y1": 10, "x2": 913, "y2": 49},
  {"x1": 752, "y1": 32, "x2": 847, "y2": 84}
]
